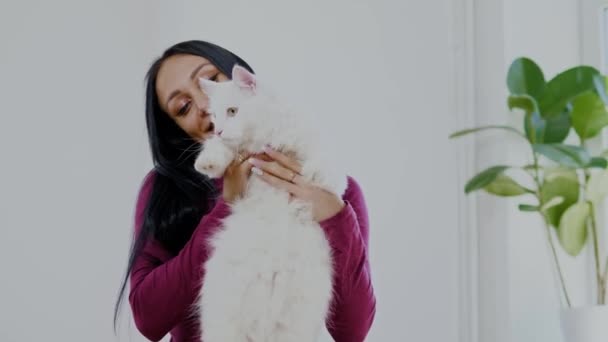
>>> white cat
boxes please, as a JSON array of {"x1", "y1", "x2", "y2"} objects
[{"x1": 193, "y1": 65, "x2": 347, "y2": 342}]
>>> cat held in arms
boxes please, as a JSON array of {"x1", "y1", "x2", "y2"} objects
[{"x1": 193, "y1": 65, "x2": 347, "y2": 342}]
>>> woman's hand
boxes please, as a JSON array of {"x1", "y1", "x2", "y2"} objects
[
  {"x1": 248, "y1": 146, "x2": 345, "y2": 222},
  {"x1": 222, "y1": 151, "x2": 264, "y2": 203}
]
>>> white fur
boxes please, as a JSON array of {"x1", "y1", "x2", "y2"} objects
[{"x1": 193, "y1": 66, "x2": 347, "y2": 342}]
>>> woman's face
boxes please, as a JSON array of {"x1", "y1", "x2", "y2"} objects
[{"x1": 155, "y1": 54, "x2": 230, "y2": 141}]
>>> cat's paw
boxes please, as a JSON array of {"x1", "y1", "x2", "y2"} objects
[
  {"x1": 194, "y1": 138, "x2": 234, "y2": 178},
  {"x1": 194, "y1": 156, "x2": 225, "y2": 178}
]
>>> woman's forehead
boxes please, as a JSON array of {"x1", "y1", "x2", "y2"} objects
[{"x1": 156, "y1": 55, "x2": 213, "y2": 101}]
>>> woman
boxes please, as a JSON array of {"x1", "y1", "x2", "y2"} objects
[{"x1": 114, "y1": 40, "x2": 376, "y2": 342}]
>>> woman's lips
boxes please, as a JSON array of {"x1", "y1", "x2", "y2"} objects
[{"x1": 199, "y1": 122, "x2": 215, "y2": 141}]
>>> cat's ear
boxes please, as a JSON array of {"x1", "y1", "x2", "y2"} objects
[
  {"x1": 232, "y1": 65, "x2": 256, "y2": 91},
  {"x1": 198, "y1": 78, "x2": 216, "y2": 95}
]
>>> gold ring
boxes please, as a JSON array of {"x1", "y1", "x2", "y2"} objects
[
  {"x1": 236, "y1": 154, "x2": 245, "y2": 163},
  {"x1": 289, "y1": 171, "x2": 297, "y2": 183}
]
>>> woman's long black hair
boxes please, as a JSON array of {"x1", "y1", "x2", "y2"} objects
[{"x1": 113, "y1": 40, "x2": 254, "y2": 330}]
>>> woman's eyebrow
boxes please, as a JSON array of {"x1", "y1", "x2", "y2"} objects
[{"x1": 165, "y1": 62, "x2": 211, "y2": 109}]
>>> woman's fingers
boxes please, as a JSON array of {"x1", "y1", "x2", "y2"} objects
[
  {"x1": 225, "y1": 151, "x2": 254, "y2": 177},
  {"x1": 253, "y1": 167, "x2": 303, "y2": 197},
  {"x1": 262, "y1": 146, "x2": 302, "y2": 174},
  {"x1": 239, "y1": 156, "x2": 255, "y2": 174},
  {"x1": 248, "y1": 158, "x2": 304, "y2": 185}
]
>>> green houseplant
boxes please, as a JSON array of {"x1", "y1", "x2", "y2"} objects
[{"x1": 451, "y1": 57, "x2": 608, "y2": 341}]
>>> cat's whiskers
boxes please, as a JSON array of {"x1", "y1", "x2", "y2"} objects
[{"x1": 175, "y1": 141, "x2": 204, "y2": 164}]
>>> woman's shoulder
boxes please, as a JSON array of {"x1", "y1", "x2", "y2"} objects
[
  {"x1": 137, "y1": 169, "x2": 158, "y2": 199},
  {"x1": 344, "y1": 175, "x2": 365, "y2": 202},
  {"x1": 343, "y1": 175, "x2": 369, "y2": 220},
  {"x1": 142, "y1": 168, "x2": 157, "y2": 184},
  {"x1": 133, "y1": 169, "x2": 158, "y2": 231}
]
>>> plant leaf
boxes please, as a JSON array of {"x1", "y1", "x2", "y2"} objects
[
  {"x1": 587, "y1": 169, "x2": 608, "y2": 203},
  {"x1": 593, "y1": 74, "x2": 608, "y2": 105},
  {"x1": 571, "y1": 92, "x2": 608, "y2": 139},
  {"x1": 541, "y1": 196, "x2": 565, "y2": 212},
  {"x1": 508, "y1": 94, "x2": 540, "y2": 113},
  {"x1": 558, "y1": 202, "x2": 590, "y2": 256},
  {"x1": 539, "y1": 66, "x2": 600, "y2": 115},
  {"x1": 507, "y1": 57, "x2": 546, "y2": 99},
  {"x1": 518, "y1": 204, "x2": 540, "y2": 212},
  {"x1": 465, "y1": 166, "x2": 509, "y2": 194},
  {"x1": 484, "y1": 174, "x2": 532, "y2": 196},
  {"x1": 449, "y1": 125, "x2": 523, "y2": 139},
  {"x1": 523, "y1": 110, "x2": 571, "y2": 144},
  {"x1": 524, "y1": 111, "x2": 546, "y2": 143},
  {"x1": 533, "y1": 144, "x2": 592, "y2": 168},
  {"x1": 541, "y1": 168, "x2": 580, "y2": 228},
  {"x1": 588, "y1": 157, "x2": 608, "y2": 169},
  {"x1": 543, "y1": 111, "x2": 571, "y2": 143}
]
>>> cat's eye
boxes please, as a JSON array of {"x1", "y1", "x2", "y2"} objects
[{"x1": 227, "y1": 107, "x2": 238, "y2": 117}]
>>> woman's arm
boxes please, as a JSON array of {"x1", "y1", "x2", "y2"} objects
[
  {"x1": 128, "y1": 173, "x2": 230, "y2": 341},
  {"x1": 320, "y1": 176, "x2": 376, "y2": 342}
]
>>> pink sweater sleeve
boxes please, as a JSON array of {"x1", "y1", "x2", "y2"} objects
[
  {"x1": 319, "y1": 176, "x2": 377, "y2": 342},
  {"x1": 128, "y1": 172, "x2": 231, "y2": 341}
]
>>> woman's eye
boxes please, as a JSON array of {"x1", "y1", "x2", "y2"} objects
[
  {"x1": 177, "y1": 101, "x2": 191, "y2": 116},
  {"x1": 200, "y1": 72, "x2": 219, "y2": 82}
]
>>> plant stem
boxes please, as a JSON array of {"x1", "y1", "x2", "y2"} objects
[
  {"x1": 531, "y1": 149, "x2": 572, "y2": 307},
  {"x1": 588, "y1": 201, "x2": 605, "y2": 305},
  {"x1": 603, "y1": 257, "x2": 608, "y2": 303},
  {"x1": 582, "y1": 137, "x2": 605, "y2": 305},
  {"x1": 581, "y1": 138, "x2": 605, "y2": 305},
  {"x1": 544, "y1": 220, "x2": 572, "y2": 307}
]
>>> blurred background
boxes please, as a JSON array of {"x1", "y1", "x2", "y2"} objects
[{"x1": 0, "y1": 0, "x2": 606, "y2": 341}]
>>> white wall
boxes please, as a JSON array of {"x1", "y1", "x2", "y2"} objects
[
  {"x1": 0, "y1": 1, "x2": 155, "y2": 341},
  {"x1": 0, "y1": 1, "x2": 467, "y2": 341}
]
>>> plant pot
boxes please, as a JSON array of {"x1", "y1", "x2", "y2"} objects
[{"x1": 560, "y1": 305, "x2": 608, "y2": 342}]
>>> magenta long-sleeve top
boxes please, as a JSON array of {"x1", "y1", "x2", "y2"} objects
[{"x1": 128, "y1": 171, "x2": 376, "y2": 341}]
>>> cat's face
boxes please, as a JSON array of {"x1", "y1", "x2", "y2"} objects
[{"x1": 198, "y1": 65, "x2": 257, "y2": 143}]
